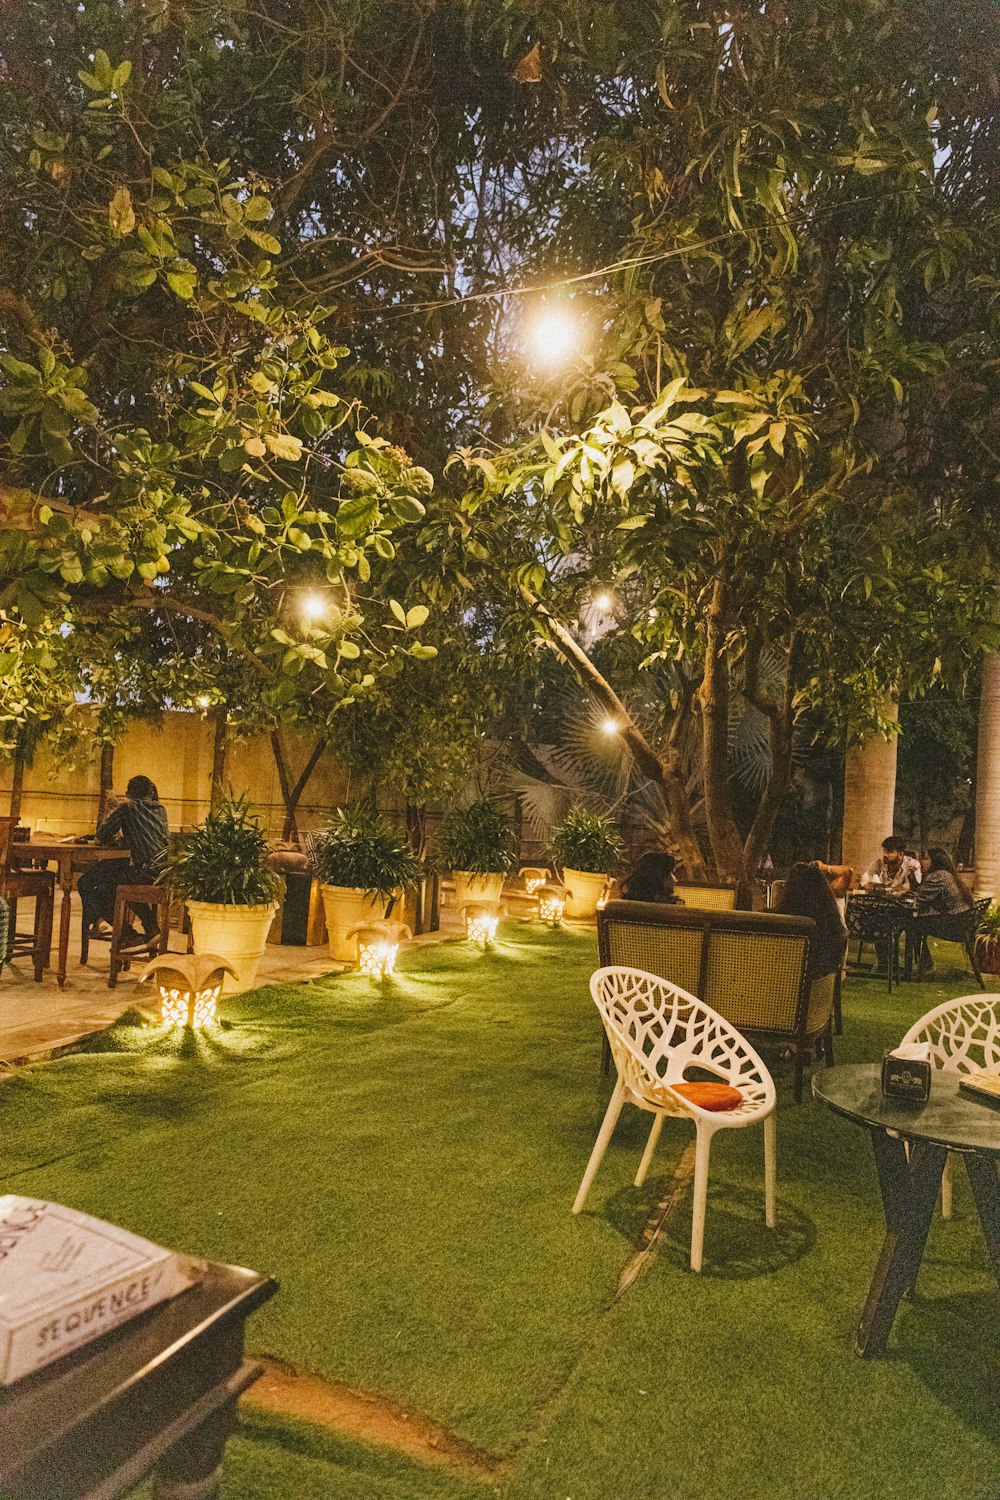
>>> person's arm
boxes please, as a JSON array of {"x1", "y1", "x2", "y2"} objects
[
  {"x1": 95, "y1": 802, "x2": 127, "y2": 846},
  {"x1": 814, "y1": 861, "x2": 855, "y2": 897}
]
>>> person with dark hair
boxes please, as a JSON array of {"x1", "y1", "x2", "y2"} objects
[
  {"x1": 911, "y1": 847, "x2": 973, "y2": 974},
  {"x1": 78, "y1": 775, "x2": 169, "y2": 948},
  {"x1": 777, "y1": 862, "x2": 847, "y2": 980},
  {"x1": 863, "y1": 834, "x2": 921, "y2": 895},
  {"x1": 619, "y1": 851, "x2": 683, "y2": 905}
]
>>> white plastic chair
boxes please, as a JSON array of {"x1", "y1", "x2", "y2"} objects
[
  {"x1": 900, "y1": 994, "x2": 1000, "y2": 1218},
  {"x1": 572, "y1": 966, "x2": 777, "y2": 1272}
]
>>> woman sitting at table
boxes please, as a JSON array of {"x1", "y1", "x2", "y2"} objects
[
  {"x1": 78, "y1": 776, "x2": 169, "y2": 949},
  {"x1": 617, "y1": 850, "x2": 684, "y2": 904},
  {"x1": 776, "y1": 862, "x2": 847, "y2": 981},
  {"x1": 911, "y1": 847, "x2": 972, "y2": 974}
]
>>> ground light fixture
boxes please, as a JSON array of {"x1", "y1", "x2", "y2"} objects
[
  {"x1": 140, "y1": 954, "x2": 238, "y2": 1028},
  {"x1": 347, "y1": 919, "x2": 411, "y2": 978},
  {"x1": 463, "y1": 902, "x2": 501, "y2": 948},
  {"x1": 519, "y1": 866, "x2": 548, "y2": 895},
  {"x1": 537, "y1": 882, "x2": 567, "y2": 926}
]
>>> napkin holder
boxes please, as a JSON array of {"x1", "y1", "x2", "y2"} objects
[{"x1": 881, "y1": 1043, "x2": 931, "y2": 1102}]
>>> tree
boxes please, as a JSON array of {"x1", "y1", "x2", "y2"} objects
[
  {"x1": 438, "y1": 1, "x2": 999, "y2": 899},
  {"x1": 0, "y1": 23, "x2": 439, "y2": 746}
]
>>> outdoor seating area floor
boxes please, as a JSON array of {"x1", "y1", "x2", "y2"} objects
[{"x1": 2, "y1": 925, "x2": 997, "y2": 1500}]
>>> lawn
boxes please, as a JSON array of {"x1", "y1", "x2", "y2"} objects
[{"x1": 1, "y1": 925, "x2": 998, "y2": 1500}]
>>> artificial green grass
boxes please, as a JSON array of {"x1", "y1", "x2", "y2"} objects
[{"x1": 2, "y1": 928, "x2": 998, "y2": 1500}]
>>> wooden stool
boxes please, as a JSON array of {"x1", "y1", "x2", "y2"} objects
[
  {"x1": 2, "y1": 868, "x2": 55, "y2": 982},
  {"x1": 81, "y1": 883, "x2": 172, "y2": 989}
]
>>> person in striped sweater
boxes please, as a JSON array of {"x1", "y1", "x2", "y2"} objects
[{"x1": 79, "y1": 775, "x2": 169, "y2": 949}]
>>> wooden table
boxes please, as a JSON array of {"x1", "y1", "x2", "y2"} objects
[
  {"x1": 15, "y1": 841, "x2": 130, "y2": 987},
  {"x1": 813, "y1": 1063, "x2": 1000, "y2": 1355},
  {"x1": 0, "y1": 1258, "x2": 277, "y2": 1499}
]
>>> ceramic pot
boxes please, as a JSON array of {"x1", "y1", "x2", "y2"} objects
[
  {"x1": 320, "y1": 885, "x2": 393, "y2": 963},
  {"x1": 185, "y1": 901, "x2": 278, "y2": 991},
  {"x1": 451, "y1": 871, "x2": 506, "y2": 909},
  {"x1": 562, "y1": 868, "x2": 609, "y2": 920}
]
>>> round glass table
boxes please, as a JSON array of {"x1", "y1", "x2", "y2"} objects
[{"x1": 813, "y1": 1064, "x2": 1000, "y2": 1355}]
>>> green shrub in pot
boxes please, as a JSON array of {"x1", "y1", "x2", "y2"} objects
[
  {"x1": 550, "y1": 807, "x2": 623, "y2": 919},
  {"x1": 974, "y1": 901, "x2": 1000, "y2": 974},
  {"x1": 437, "y1": 799, "x2": 517, "y2": 908},
  {"x1": 311, "y1": 807, "x2": 422, "y2": 962},
  {"x1": 164, "y1": 795, "x2": 281, "y2": 989}
]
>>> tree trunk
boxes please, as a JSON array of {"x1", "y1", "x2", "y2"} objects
[
  {"x1": 841, "y1": 696, "x2": 899, "y2": 875},
  {"x1": 520, "y1": 585, "x2": 707, "y2": 876},
  {"x1": 974, "y1": 653, "x2": 1000, "y2": 898},
  {"x1": 97, "y1": 740, "x2": 115, "y2": 824},
  {"x1": 210, "y1": 707, "x2": 228, "y2": 812},
  {"x1": 742, "y1": 638, "x2": 798, "y2": 883},
  {"x1": 699, "y1": 579, "x2": 749, "y2": 902},
  {"x1": 270, "y1": 728, "x2": 328, "y2": 842}
]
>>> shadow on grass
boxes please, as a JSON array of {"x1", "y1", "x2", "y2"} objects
[
  {"x1": 596, "y1": 1176, "x2": 815, "y2": 1280},
  {"x1": 895, "y1": 1291, "x2": 1000, "y2": 1444}
]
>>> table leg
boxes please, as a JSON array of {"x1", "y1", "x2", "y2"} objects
[
  {"x1": 965, "y1": 1152, "x2": 1000, "y2": 1285},
  {"x1": 854, "y1": 1130, "x2": 946, "y2": 1357},
  {"x1": 152, "y1": 1398, "x2": 237, "y2": 1500},
  {"x1": 56, "y1": 877, "x2": 72, "y2": 988},
  {"x1": 903, "y1": 922, "x2": 914, "y2": 982}
]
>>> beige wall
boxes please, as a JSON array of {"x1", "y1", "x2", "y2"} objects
[{"x1": 0, "y1": 711, "x2": 354, "y2": 840}]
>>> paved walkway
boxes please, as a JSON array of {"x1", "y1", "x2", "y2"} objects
[{"x1": 0, "y1": 892, "x2": 470, "y2": 1064}]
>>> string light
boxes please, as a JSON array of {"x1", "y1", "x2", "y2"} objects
[
  {"x1": 601, "y1": 718, "x2": 620, "y2": 736},
  {"x1": 300, "y1": 592, "x2": 328, "y2": 623},
  {"x1": 524, "y1": 305, "x2": 582, "y2": 368}
]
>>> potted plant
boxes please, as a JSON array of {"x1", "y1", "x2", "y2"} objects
[
  {"x1": 974, "y1": 902, "x2": 1000, "y2": 975},
  {"x1": 163, "y1": 795, "x2": 281, "y2": 990},
  {"x1": 437, "y1": 799, "x2": 517, "y2": 909},
  {"x1": 310, "y1": 807, "x2": 422, "y2": 963},
  {"x1": 550, "y1": 807, "x2": 623, "y2": 919}
]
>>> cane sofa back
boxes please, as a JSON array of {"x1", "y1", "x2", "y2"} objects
[{"x1": 673, "y1": 882, "x2": 738, "y2": 911}]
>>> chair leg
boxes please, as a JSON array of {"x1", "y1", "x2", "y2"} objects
[
  {"x1": 824, "y1": 1020, "x2": 834, "y2": 1068},
  {"x1": 941, "y1": 1151, "x2": 955, "y2": 1220},
  {"x1": 634, "y1": 1113, "x2": 665, "y2": 1187},
  {"x1": 572, "y1": 1082, "x2": 626, "y2": 1214},
  {"x1": 763, "y1": 1112, "x2": 777, "y2": 1230},
  {"x1": 109, "y1": 895, "x2": 127, "y2": 989},
  {"x1": 31, "y1": 899, "x2": 43, "y2": 983},
  {"x1": 690, "y1": 1128, "x2": 713, "y2": 1273},
  {"x1": 966, "y1": 941, "x2": 986, "y2": 991}
]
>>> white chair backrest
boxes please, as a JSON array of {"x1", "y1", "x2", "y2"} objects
[
  {"x1": 590, "y1": 966, "x2": 775, "y2": 1110},
  {"x1": 900, "y1": 994, "x2": 1000, "y2": 1075}
]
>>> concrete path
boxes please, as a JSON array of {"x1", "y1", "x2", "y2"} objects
[{"x1": 0, "y1": 893, "x2": 470, "y2": 1063}]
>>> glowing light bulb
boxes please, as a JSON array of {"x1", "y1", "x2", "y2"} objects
[
  {"x1": 601, "y1": 718, "x2": 620, "y2": 736},
  {"x1": 593, "y1": 592, "x2": 613, "y2": 612},
  {"x1": 525, "y1": 306, "x2": 581, "y2": 368},
  {"x1": 196, "y1": 694, "x2": 211, "y2": 709},
  {"x1": 300, "y1": 592, "x2": 328, "y2": 623}
]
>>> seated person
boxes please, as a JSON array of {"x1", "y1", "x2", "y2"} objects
[
  {"x1": 912, "y1": 847, "x2": 973, "y2": 973},
  {"x1": 811, "y1": 860, "x2": 855, "y2": 900},
  {"x1": 617, "y1": 851, "x2": 683, "y2": 905},
  {"x1": 78, "y1": 775, "x2": 169, "y2": 949},
  {"x1": 863, "y1": 835, "x2": 921, "y2": 894},
  {"x1": 776, "y1": 862, "x2": 847, "y2": 981}
]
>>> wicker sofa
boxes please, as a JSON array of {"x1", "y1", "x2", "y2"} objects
[
  {"x1": 596, "y1": 900, "x2": 836, "y2": 1101},
  {"x1": 672, "y1": 881, "x2": 738, "y2": 911}
]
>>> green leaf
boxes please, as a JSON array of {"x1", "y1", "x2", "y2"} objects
[
  {"x1": 389, "y1": 599, "x2": 406, "y2": 624},
  {"x1": 246, "y1": 228, "x2": 282, "y2": 255},
  {"x1": 337, "y1": 494, "x2": 379, "y2": 538},
  {"x1": 337, "y1": 639, "x2": 361, "y2": 659},
  {"x1": 405, "y1": 604, "x2": 429, "y2": 629},
  {"x1": 389, "y1": 494, "x2": 425, "y2": 523},
  {"x1": 166, "y1": 271, "x2": 196, "y2": 299}
]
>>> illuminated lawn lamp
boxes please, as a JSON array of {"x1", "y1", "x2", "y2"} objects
[
  {"x1": 348, "y1": 919, "x2": 411, "y2": 978},
  {"x1": 464, "y1": 901, "x2": 501, "y2": 948},
  {"x1": 537, "y1": 882, "x2": 568, "y2": 927},
  {"x1": 519, "y1": 866, "x2": 549, "y2": 896},
  {"x1": 140, "y1": 954, "x2": 238, "y2": 1029}
]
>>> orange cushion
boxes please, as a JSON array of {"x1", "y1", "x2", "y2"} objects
[{"x1": 671, "y1": 1081, "x2": 744, "y2": 1112}]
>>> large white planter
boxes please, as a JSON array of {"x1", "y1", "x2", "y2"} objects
[
  {"x1": 562, "y1": 868, "x2": 609, "y2": 920},
  {"x1": 320, "y1": 885, "x2": 392, "y2": 963},
  {"x1": 186, "y1": 901, "x2": 278, "y2": 992},
  {"x1": 452, "y1": 871, "x2": 506, "y2": 909}
]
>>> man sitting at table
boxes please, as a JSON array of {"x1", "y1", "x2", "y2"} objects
[
  {"x1": 78, "y1": 776, "x2": 169, "y2": 950},
  {"x1": 863, "y1": 835, "x2": 921, "y2": 895}
]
